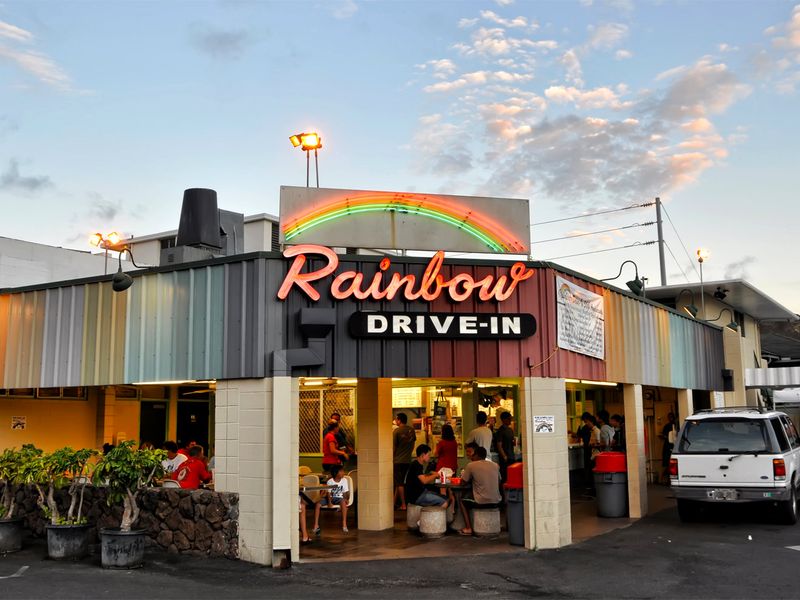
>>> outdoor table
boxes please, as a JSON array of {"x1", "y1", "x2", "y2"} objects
[{"x1": 430, "y1": 480, "x2": 471, "y2": 531}]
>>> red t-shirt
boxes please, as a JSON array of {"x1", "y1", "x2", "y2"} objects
[
  {"x1": 435, "y1": 439, "x2": 459, "y2": 472},
  {"x1": 172, "y1": 457, "x2": 212, "y2": 489},
  {"x1": 322, "y1": 431, "x2": 341, "y2": 466}
]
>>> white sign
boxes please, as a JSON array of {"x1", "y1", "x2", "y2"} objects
[
  {"x1": 534, "y1": 415, "x2": 555, "y2": 433},
  {"x1": 11, "y1": 416, "x2": 26, "y2": 430},
  {"x1": 556, "y1": 276, "x2": 605, "y2": 359},
  {"x1": 712, "y1": 391, "x2": 725, "y2": 408}
]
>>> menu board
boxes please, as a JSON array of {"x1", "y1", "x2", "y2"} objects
[{"x1": 392, "y1": 387, "x2": 423, "y2": 408}]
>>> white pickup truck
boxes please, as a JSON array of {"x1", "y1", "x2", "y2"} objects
[{"x1": 670, "y1": 408, "x2": 800, "y2": 524}]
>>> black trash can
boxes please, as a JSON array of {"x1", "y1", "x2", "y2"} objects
[
  {"x1": 593, "y1": 452, "x2": 628, "y2": 518},
  {"x1": 505, "y1": 462, "x2": 524, "y2": 546}
]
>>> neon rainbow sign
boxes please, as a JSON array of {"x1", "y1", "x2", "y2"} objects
[{"x1": 281, "y1": 193, "x2": 527, "y2": 253}]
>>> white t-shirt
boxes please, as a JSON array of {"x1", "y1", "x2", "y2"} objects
[
  {"x1": 327, "y1": 476, "x2": 350, "y2": 500},
  {"x1": 466, "y1": 426, "x2": 494, "y2": 461},
  {"x1": 162, "y1": 453, "x2": 188, "y2": 474}
]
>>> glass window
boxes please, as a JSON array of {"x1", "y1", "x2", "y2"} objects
[
  {"x1": 771, "y1": 419, "x2": 791, "y2": 452},
  {"x1": 781, "y1": 417, "x2": 800, "y2": 447},
  {"x1": 678, "y1": 418, "x2": 771, "y2": 454}
]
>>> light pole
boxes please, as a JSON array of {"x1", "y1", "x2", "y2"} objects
[
  {"x1": 289, "y1": 132, "x2": 323, "y2": 188},
  {"x1": 90, "y1": 231, "x2": 124, "y2": 275},
  {"x1": 696, "y1": 247, "x2": 710, "y2": 318}
]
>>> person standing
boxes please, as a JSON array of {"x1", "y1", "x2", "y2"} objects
[
  {"x1": 597, "y1": 410, "x2": 616, "y2": 450},
  {"x1": 434, "y1": 423, "x2": 459, "y2": 473},
  {"x1": 325, "y1": 412, "x2": 355, "y2": 467},
  {"x1": 322, "y1": 421, "x2": 349, "y2": 474},
  {"x1": 660, "y1": 412, "x2": 678, "y2": 483},
  {"x1": 494, "y1": 411, "x2": 516, "y2": 483},
  {"x1": 393, "y1": 413, "x2": 416, "y2": 510},
  {"x1": 610, "y1": 414, "x2": 626, "y2": 451},
  {"x1": 465, "y1": 412, "x2": 493, "y2": 460}
]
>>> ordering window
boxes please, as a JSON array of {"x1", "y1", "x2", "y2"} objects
[
  {"x1": 299, "y1": 387, "x2": 356, "y2": 456},
  {"x1": 392, "y1": 384, "x2": 465, "y2": 458}
]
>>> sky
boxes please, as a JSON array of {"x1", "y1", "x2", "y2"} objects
[{"x1": 0, "y1": 0, "x2": 798, "y2": 312}]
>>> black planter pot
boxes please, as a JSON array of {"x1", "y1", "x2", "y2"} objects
[
  {"x1": 0, "y1": 517, "x2": 24, "y2": 554},
  {"x1": 46, "y1": 524, "x2": 90, "y2": 560},
  {"x1": 99, "y1": 528, "x2": 146, "y2": 569}
]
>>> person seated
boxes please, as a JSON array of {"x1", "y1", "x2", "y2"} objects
[
  {"x1": 404, "y1": 444, "x2": 449, "y2": 508},
  {"x1": 315, "y1": 465, "x2": 351, "y2": 533},
  {"x1": 161, "y1": 441, "x2": 188, "y2": 475},
  {"x1": 458, "y1": 446, "x2": 502, "y2": 536},
  {"x1": 172, "y1": 445, "x2": 212, "y2": 490}
]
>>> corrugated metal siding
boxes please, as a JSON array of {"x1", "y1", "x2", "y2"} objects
[{"x1": 0, "y1": 254, "x2": 725, "y2": 389}]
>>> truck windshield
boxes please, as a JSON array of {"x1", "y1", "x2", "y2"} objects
[{"x1": 678, "y1": 418, "x2": 771, "y2": 454}]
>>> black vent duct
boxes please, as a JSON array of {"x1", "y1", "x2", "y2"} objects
[{"x1": 176, "y1": 188, "x2": 222, "y2": 250}]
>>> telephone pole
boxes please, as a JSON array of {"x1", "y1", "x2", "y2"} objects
[{"x1": 655, "y1": 197, "x2": 667, "y2": 286}]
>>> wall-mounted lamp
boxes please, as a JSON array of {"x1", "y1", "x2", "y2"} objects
[
  {"x1": 289, "y1": 131, "x2": 322, "y2": 188},
  {"x1": 110, "y1": 247, "x2": 145, "y2": 293},
  {"x1": 601, "y1": 259, "x2": 646, "y2": 297},
  {"x1": 706, "y1": 307, "x2": 739, "y2": 332},
  {"x1": 676, "y1": 288, "x2": 700, "y2": 318}
]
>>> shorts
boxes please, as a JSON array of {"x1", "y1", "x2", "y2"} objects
[
  {"x1": 394, "y1": 463, "x2": 410, "y2": 486},
  {"x1": 414, "y1": 489, "x2": 447, "y2": 507},
  {"x1": 461, "y1": 497, "x2": 500, "y2": 510},
  {"x1": 320, "y1": 496, "x2": 344, "y2": 507},
  {"x1": 299, "y1": 492, "x2": 316, "y2": 508},
  {"x1": 322, "y1": 462, "x2": 342, "y2": 474}
]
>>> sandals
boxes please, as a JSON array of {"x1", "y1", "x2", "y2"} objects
[
  {"x1": 301, "y1": 538, "x2": 313, "y2": 544},
  {"x1": 458, "y1": 528, "x2": 473, "y2": 536}
]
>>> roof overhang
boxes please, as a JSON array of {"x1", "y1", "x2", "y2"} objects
[{"x1": 647, "y1": 279, "x2": 798, "y2": 322}]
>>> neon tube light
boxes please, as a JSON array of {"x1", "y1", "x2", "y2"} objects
[{"x1": 282, "y1": 193, "x2": 527, "y2": 253}]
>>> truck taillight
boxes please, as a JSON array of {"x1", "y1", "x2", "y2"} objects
[
  {"x1": 773, "y1": 459, "x2": 786, "y2": 480},
  {"x1": 669, "y1": 457, "x2": 678, "y2": 479}
]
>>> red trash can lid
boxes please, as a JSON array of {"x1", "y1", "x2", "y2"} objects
[{"x1": 593, "y1": 451, "x2": 627, "y2": 473}]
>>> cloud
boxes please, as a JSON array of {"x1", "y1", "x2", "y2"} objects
[
  {"x1": 615, "y1": 49, "x2": 632, "y2": 60},
  {"x1": 544, "y1": 85, "x2": 631, "y2": 109},
  {"x1": 724, "y1": 256, "x2": 757, "y2": 279},
  {"x1": 494, "y1": 0, "x2": 515, "y2": 5},
  {"x1": 0, "y1": 159, "x2": 52, "y2": 193},
  {"x1": 559, "y1": 49, "x2": 583, "y2": 85},
  {"x1": 453, "y1": 26, "x2": 557, "y2": 59},
  {"x1": 416, "y1": 58, "x2": 457, "y2": 79},
  {"x1": 189, "y1": 26, "x2": 250, "y2": 59},
  {"x1": 479, "y1": 10, "x2": 533, "y2": 30},
  {"x1": 0, "y1": 21, "x2": 33, "y2": 43},
  {"x1": 652, "y1": 58, "x2": 751, "y2": 121},
  {"x1": 424, "y1": 70, "x2": 532, "y2": 93},
  {"x1": 331, "y1": 0, "x2": 358, "y2": 19},
  {"x1": 681, "y1": 117, "x2": 714, "y2": 133},
  {"x1": 587, "y1": 23, "x2": 629, "y2": 50},
  {"x1": 0, "y1": 20, "x2": 79, "y2": 92},
  {"x1": 458, "y1": 18, "x2": 479, "y2": 28}
]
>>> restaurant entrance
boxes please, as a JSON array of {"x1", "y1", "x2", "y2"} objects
[{"x1": 297, "y1": 377, "x2": 524, "y2": 562}]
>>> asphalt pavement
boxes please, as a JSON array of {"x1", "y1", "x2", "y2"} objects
[{"x1": 3, "y1": 503, "x2": 800, "y2": 599}]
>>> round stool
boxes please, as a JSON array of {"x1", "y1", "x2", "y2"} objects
[
  {"x1": 419, "y1": 506, "x2": 447, "y2": 538},
  {"x1": 406, "y1": 504, "x2": 422, "y2": 530},
  {"x1": 471, "y1": 507, "x2": 501, "y2": 536}
]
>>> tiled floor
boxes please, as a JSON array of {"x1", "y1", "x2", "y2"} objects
[{"x1": 300, "y1": 484, "x2": 675, "y2": 563}]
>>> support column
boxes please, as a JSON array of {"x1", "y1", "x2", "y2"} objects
[
  {"x1": 168, "y1": 385, "x2": 178, "y2": 442},
  {"x1": 677, "y1": 389, "x2": 693, "y2": 425},
  {"x1": 356, "y1": 378, "x2": 394, "y2": 531},
  {"x1": 722, "y1": 327, "x2": 747, "y2": 407},
  {"x1": 623, "y1": 384, "x2": 647, "y2": 518},
  {"x1": 95, "y1": 386, "x2": 117, "y2": 446},
  {"x1": 272, "y1": 376, "x2": 299, "y2": 567},
  {"x1": 215, "y1": 378, "x2": 279, "y2": 567},
  {"x1": 519, "y1": 377, "x2": 571, "y2": 550}
]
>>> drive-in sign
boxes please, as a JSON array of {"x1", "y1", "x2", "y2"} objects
[{"x1": 348, "y1": 311, "x2": 536, "y2": 340}]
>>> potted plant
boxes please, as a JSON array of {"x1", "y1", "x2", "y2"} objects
[
  {"x1": 0, "y1": 444, "x2": 41, "y2": 553},
  {"x1": 26, "y1": 447, "x2": 98, "y2": 559},
  {"x1": 92, "y1": 441, "x2": 165, "y2": 568}
]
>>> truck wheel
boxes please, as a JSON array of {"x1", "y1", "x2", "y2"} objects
[
  {"x1": 677, "y1": 499, "x2": 699, "y2": 523},
  {"x1": 778, "y1": 485, "x2": 798, "y2": 525}
]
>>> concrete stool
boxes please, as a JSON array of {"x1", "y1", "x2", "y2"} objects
[
  {"x1": 470, "y1": 507, "x2": 501, "y2": 536},
  {"x1": 407, "y1": 504, "x2": 422, "y2": 530},
  {"x1": 419, "y1": 506, "x2": 447, "y2": 538}
]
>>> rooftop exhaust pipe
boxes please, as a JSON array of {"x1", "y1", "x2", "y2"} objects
[{"x1": 160, "y1": 188, "x2": 244, "y2": 266}]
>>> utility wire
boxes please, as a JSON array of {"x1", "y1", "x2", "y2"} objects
[
  {"x1": 660, "y1": 204, "x2": 700, "y2": 279},
  {"x1": 532, "y1": 221, "x2": 655, "y2": 244},
  {"x1": 664, "y1": 241, "x2": 691, "y2": 283},
  {"x1": 542, "y1": 240, "x2": 657, "y2": 261},
  {"x1": 531, "y1": 201, "x2": 655, "y2": 227}
]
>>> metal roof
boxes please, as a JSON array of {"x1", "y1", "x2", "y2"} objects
[{"x1": 646, "y1": 279, "x2": 798, "y2": 321}]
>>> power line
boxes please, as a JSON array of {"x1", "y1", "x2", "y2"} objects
[
  {"x1": 660, "y1": 204, "x2": 700, "y2": 279},
  {"x1": 541, "y1": 240, "x2": 657, "y2": 261},
  {"x1": 532, "y1": 221, "x2": 655, "y2": 244},
  {"x1": 664, "y1": 241, "x2": 691, "y2": 283},
  {"x1": 531, "y1": 201, "x2": 655, "y2": 227}
]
